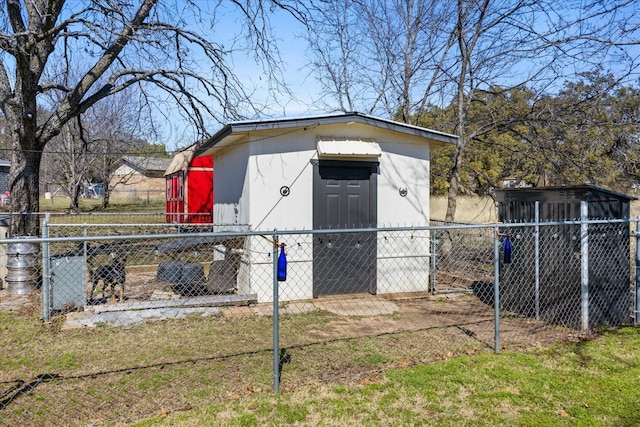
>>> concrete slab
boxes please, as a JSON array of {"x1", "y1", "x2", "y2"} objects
[
  {"x1": 281, "y1": 301, "x2": 318, "y2": 315},
  {"x1": 250, "y1": 297, "x2": 399, "y2": 317},
  {"x1": 222, "y1": 306, "x2": 254, "y2": 318},
  {"x1": 63, "y1": 306, "x2": 222, "y2": 329},
  {"x1": 250, "y1": 304, "x2": 275, "y2": 316},
  {"x1": 250, "y1": 301, "x2": 318, "y2": 316},
  {"x1": 86, "y1": 294, "x2": 257, "y2": 314}
]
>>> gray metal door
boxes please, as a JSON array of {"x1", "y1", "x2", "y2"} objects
[{"x1": 313, "y1": 160, "x2": 377, "y2": 297}]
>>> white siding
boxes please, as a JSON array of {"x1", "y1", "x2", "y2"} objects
[
  {"x1": 213, "y1": 144, "x2": 250, "y2": 225},
  {"x1": 376, "y1": 140, "x2": 431, "y2": 226},
  {"x1": 247, "y1": 130, "x2": 316, "y2": 230}
]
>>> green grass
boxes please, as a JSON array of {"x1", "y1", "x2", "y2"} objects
[
  {"x1": 2, "y1": 290, "x2": 639, "y2": 426},
  {"x1": 37, "y1": 196, "x2": 165, "y2": 213},
  {"x1": 140, "y1": 327, "x2": 640, "y2": 427}
]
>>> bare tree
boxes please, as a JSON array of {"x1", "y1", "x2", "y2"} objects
[
  {"x1": 305, "y1": 0, "x2": 368, "y2": 113},
  {"x1": 306, "y1": 0, "x2": 456, "y2": 119},
  {"x1": 360, "y1": 0, "x2": 456, "y2": 123},
  {"x1": 306, "y1": 0, "x2": 640, "y2": 221},
  {"x1": 50, "y1": 118, "x2": 92, "y2": 210},
  {"x1": 0, "y1": 0, "x2": 305, "y2": 235},
  {"x1": 443, "y1": 0, "x2": 640, "y2": 221},
  {"x1": 82, "y1": 91, "x2": 156, "y2": 209},
  {"x1": 42, "y1": 91, "x2": 149, "y2": 211}
]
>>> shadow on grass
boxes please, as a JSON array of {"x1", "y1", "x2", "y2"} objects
[{"x1": 0, "y1": 318, "x2": 495, "y2": 413}]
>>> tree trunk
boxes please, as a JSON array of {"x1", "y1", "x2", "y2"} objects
[
  {"x1": 9, "y1": 140, "x2": 42, "y2": 236},
  {"x1": 69, "y1": 182, "x2": 82, "y2": 212},
  {"x1": 101, "y1": 182, "x2": 111, "y2": 209},
  {"x1": 6, "y1": 89, "x2": 43, "y2": 236},
  {"x1": 445, "y1": 141, "x2": 465, "y2": 222}
]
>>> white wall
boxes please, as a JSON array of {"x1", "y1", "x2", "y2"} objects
[
  {"x1": 214, "y1": 123, "x2": 434, "y2": 230},
  {"x1": 374, "y1": 139, "x2": 432, "y2": 295},
  {"x1": 213, "y1": 143, "x2": 251, "y2": 225},
  {"x1": 246, "y1": 130, "x2": 317, "y2": 230},
  {"x1": 239, "y1": 235, "x2": 315, "y2": 302},
  {"x1": 376, "y1": 141, "x2": 431, "y2": 226}
]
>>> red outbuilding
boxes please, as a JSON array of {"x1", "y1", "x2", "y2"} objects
[{"x1": 164, "y1": 146, "x2": 213, "y2": 224}]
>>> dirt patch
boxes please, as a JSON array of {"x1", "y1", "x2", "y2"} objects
[
  {"x1": 86, "y1": 269, "x2": 175, "y2": 303},
  {"x1": 291, "y1": 293, "x2": 571, "y2": 349}
]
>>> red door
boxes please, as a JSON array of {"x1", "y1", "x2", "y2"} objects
[
  {"x1": 186, "y1": 156, "x2": 213, "y2": 223},
  {"x1": 165, "y1": 174, "x2": 184, "y2": 223}
]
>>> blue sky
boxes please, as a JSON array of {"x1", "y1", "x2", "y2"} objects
[
  {"x1": 150, "y1": 2, "x2": 640, "y2": 150},
  {"x1": 226, "y1": 7, "x2": 322, "y2": 116},
  {"x1": 158, "y1": 4, "x2": 324, "y2": 149},
  {"x1": 209, "y1": 4, "x2": 322, "y2": 112}
]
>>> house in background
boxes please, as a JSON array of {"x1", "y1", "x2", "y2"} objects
[
  {"x1": 164, "y1": 147, "x2": 214, "y2": 224},
  {"x1": 189, "y1": 112, "x2": 457, "y2": 303},
  {"x1": 110, "y1": 155, "x2": 172, "y2": 200}
]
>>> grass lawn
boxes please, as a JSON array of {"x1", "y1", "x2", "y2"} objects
[
  {"x1": 37, "y1": 196, "x2": 165, "y2": 212},
  {"x1": 137, "y1": 327, "x2": 640, "y2": 427}
]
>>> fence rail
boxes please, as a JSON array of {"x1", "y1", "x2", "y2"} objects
[{"x1": 0, "y1": 216, "x2": 637, "y2": 426}]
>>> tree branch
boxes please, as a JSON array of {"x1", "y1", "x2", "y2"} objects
[
  {"x1": 39, "y1": 0, "x2": 158, "y2": 143},
  {"x1": 0, "y1": 59, "x2": 12, "y2": 107}
]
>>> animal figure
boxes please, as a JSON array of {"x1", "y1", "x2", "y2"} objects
[{"x1": 89, "y1": 254, "x2": 126, "y2": 303}]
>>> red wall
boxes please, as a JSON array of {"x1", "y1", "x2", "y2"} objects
[
  {"x1": 165, "y1": 155, "x2": 213, "y2": 224},
  {"x1": 165, "y1": 173, "x2": 184, "y2": 223},
  {"x1": 187, "y1": 156, "x2": 214, "y2": 223}
]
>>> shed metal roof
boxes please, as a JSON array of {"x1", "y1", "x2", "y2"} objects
[
  {"x1": 118, "y1": 156, "x2": 172, "y2": 174},
  {"x1": 495, "y1": 185, "x2": 636, "y2": 202},
  {"x1": 164, "y1": 146, "x2": 198, "y2": 176},
  {"x1": 195, "y1": 112, "x2": 457, "y2": 157}
]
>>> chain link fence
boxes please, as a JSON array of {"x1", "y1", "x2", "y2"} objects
[
  {"x1": 0, "y1": 216, "x2": 637, "y2": 425},
  {"x1": 0, "y1": 212, "x2": 169, "y2": 226}
]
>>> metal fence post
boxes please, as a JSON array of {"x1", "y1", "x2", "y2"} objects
[
  {"x1": 41, "y1": 213, "x2": 51, "y2": 323},
  {"x1": 83, "y1": 225, "x2": 88, "y2": 259},
  {"x1": 272, "y1": 230, "x2": 280, "y2": 393},
  {"x1": 430, "y1": 229, "x2": 437, "y2": 293},
  {"x1": 83, "y1": 225, "x2": 88, "y2": 301},
  {"x1": 635, "y1": 218, "x2": 640, "y2": 325},
  {"x1": 534, "y1": 201, "x2": 540, "y2": 320},
  {"x1": 493, "y1": 225, "x2": 500, "y2": 354},
  {"x1": 580, "y1": 201, "x2": 589, "y2": 331}
]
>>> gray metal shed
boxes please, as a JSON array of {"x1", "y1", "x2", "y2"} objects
[{"x1": 495, "y1": 185, "x2": 635, "y2": 330}]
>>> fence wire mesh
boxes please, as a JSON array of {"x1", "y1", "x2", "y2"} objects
[{"x1": 0, "y1": 218, "x2": 637, "y2": 426}]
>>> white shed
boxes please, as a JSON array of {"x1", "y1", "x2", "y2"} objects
[{"x1": 196, "y1": 112, "x2": 457, "y2": 302}]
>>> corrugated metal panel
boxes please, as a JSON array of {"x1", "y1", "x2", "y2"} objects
[
  {"x1": 51, "y1": 256, "x2": 86, "y2": 310},
  {"x1": 495, "y1": 185, "x2": 634, "y2": 221},
  {"x1": 317, "y1": 137, "x2": 382, "y2": 159}
]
